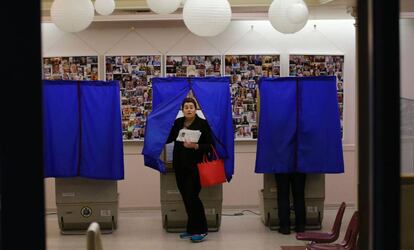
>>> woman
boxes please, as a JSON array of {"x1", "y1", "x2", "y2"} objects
[{"x1": 166, "y1": 97, "x2": 214, "y2": 243}]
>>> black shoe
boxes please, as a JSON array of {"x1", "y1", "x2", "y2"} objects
[
  {"x1": 278, "y1": 227, "x2": 291, "y2": 235},
  {"x1": 295, "y1": 225, "x2": 305, "y2": 233}
]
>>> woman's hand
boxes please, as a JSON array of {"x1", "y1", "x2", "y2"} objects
[{"x1": 183, "y1": 140, "x2": 199, "y2": 150}]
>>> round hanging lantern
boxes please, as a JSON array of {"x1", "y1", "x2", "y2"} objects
[
  {"x1": 183, "y1": 0, "x2": 232, "y2": 37},
  {"x1": 95, "y1": 0, "x2": 115, "y2": 16},
  {"x1": 51, "y1": 0, "x2": 95, "y2": 33},
  {"x1": 147, "y1": 0, "x2": 181, "y2": 14},
  {"x1": 268, "y1": 0, "x2": 308, "y2": 34},
  {"x1": 287, "y1": 2, "x2": 309, "y2": 24}
]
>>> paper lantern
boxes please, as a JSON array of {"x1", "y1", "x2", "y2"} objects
[
  {"x1": 268, "y1": 0, "x2": 308, "y2": 34},
  {"x1": 147, "y1": 0, "x2": 181, "y2": 14},
  {"x1": 51, "y1": 0, "x2": 95, "y2": 33},
  {"x1": 183, "y1": 0, "x2": 232, "y2": 37},
  {"x1": 95, "y1": 0, "x2": 115, "y2": 16},
  {"x1": 287, "y1": 2, "x2": 309, "y2": 24}
]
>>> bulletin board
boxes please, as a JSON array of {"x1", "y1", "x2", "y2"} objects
[
  {"x1": 105, "y1": 55, "x2": 162, "y2": 141},
  {"x1": 165, "y1": 55, "x2": 222, "y2": 77},
  {"x1": 224, "y1": 54, "x2": 280, "y2": 140},
  {"x1": 43, "y1": 56, "x2": 99, "y2": 80}
]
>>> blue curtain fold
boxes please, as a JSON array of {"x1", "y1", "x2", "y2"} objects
[
  {"x1": 192, "y1": 77, "x2": 235, "y2": 180},
  {"x1": 43, "y1": 80, "x2": 124, "y2": 180},
  {"x1": 142, "y1": 77, "x2": 235, "y2": 181},
  {"x1": 80, "y1": 81, "x2": 124, "y2": 179},
  {"x1": 152, "y1": 77, "x2": 190, "y2": 110},
  {"x1": 143, "y1": 78, "x2": 190, "y2": 173},
  {"x1": 255, "y1": 76, "x2": 344, "y2": 174},
  {"x1": 255, "y1": 77, "x2": 297, "y2": 173},
  {"x1": 298, "y1": 76, "x2": 344, "y2": 173},
  {"x1": 43, "y1": 80, "x2": 80, "y2": 177}
]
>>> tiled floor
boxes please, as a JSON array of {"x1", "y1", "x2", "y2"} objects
[{"x1": 46, "y1": 207, "x2": 355, "y2": 250}]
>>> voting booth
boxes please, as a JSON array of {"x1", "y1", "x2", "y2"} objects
[
  {"x1": 55, "y1": 178, "x2": 119, "y2": 234},
  {"x1": 259, "y1": 174, "x2": 325, "y2": 230},
  {"x1": 255, "y1": 77, "x2": 344, "y2": 231},
  {"x1": 43, "y1": 80, "x2": 124, "y2": 234},
  {"x1": 142, "y1": 77, "x2": 234, "y2": 232},
  {"x1": 160, "y1": 143, "x2": 223, "y2": 232}
]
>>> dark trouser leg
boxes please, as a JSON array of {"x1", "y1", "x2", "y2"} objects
[
  {"x1": 291, "y1": 173, "x2": 306, "y2": 230},
  {"x1": 175, "y1": 166, "x2": 207, "y2": 234},
  {"x1": 275, "y1": 173, "x2": 291, "y2": 230}
]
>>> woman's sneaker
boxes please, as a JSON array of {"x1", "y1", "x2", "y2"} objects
[
  {"x1": 179, "y1": 232, "x2": 193, "y2": 239},
  {"x1": 190, "y1": 233, "x2": 208, "y2": 243}
]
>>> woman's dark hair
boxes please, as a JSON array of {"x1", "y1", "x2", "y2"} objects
[{"x1": 181, "y1": 97, "x2": 197, "y2": 110}]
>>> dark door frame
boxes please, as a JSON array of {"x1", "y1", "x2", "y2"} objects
[
  {"x1": 1, "y1": 1, "x2": 45, "y2": 249},
  {"x1": 0, "y1": 0, "x2": 402, "y2": 249},
  {"x1": 357, "y1": 0, "x2": 400, "y2": 249}
]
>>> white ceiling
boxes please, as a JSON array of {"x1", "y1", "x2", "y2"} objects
[
  {"x1": 41, "y1": 0, "x2": 358, "y2": 21},
  {"x1": 41, "y1": 0, "x2": 414, "y2": 22}
]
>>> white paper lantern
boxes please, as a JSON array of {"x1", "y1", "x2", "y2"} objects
[
  {"x1": 95, "y1": 0, "x2": 115, "y2": 16},
  {"x1": 268, "y1": 0, "x2": 308, "y2": 34},
  {"x1": 183, "y1": 0, "x2": 232, "y2": 37},
  {"x1": 287, "y1": 3, "x2": 309, "y2": 24},
  {"x1": 147, "y1": 0, "x2": 181, "y2": 14},
  {"x1": 51, "y1": 0, "x2": 95, "y2": 33}
]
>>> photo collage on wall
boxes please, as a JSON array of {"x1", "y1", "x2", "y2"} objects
[
  {"x1": 225, "y1": 55, "x2": 281, "y2": 140},
  {"x1": 43, "y1": 56, "x2": 99, "y2": 80},
  {"x1": 105, "y1": 55, "x2": 162, "y2": 141},
  {"x1": 289, "y1": 55, "x2": 345, "y2": 136},
  {"x1": 165, "y1": 55, "x2": 222, "y2": 77}
]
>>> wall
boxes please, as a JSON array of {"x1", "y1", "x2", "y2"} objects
[
  {"x1": 400, "y1": 19, "x2": 414, "y2": 99},
  {"x1": 400, "y1": 19, "x2": 414, "y2": 174},
  {"x1": 42, "y1": 19, "x2": 357, "y2": 210}
]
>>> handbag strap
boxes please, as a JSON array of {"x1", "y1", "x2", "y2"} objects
[
  {"x1": 210, "y1": 145, "x2": 220, "y2": 160},
  {"x1": 201, "y1": 145, "x2": 220, "y2": 163},
  {"x1": 203, "y1": 154, "x2": 209, "y2": 162}
]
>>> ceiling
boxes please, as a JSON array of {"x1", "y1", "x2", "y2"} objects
[{"x1": 40, "y1": 0, "x2": 363, "y2": 22}]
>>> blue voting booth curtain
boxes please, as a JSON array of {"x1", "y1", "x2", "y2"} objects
[
  {"x1": 192, "y1": 77, "x2": 235, "y2": 180},
  {"x1": 43, "y1": 80, "x2": 124, "y2": 180},
  {"x1": 298, "y1": 76, "x2": 344, "y2": 173},
  {"x1": 255, "y1": 77, "x2": 298, "y2": 173},
  {"x1": 255, "y1": 76, "x2": 344, "y2": 174},
  {"x1": 143, "y1": 78, "x2": 190, "y2": 173},
  {"x1": 43, "y1": 81, "x2": 80, "y2": 177},
  {"x1": 80, "y1": 81, "x2": 124, "y2": 179},
  {"x1": 142, "y1": 77, "x2": 235, "y2": 181}
]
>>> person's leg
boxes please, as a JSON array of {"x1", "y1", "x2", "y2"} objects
[
  {"x1": 174, "y1": 167, "x2": 193, "y2": 239},
  {"x1": 291, "y1": 173, "x2": 306, "y2": 232},
  {"x1": 174, "y1": 167, "x2": 189, "y2": 214},
  {"x1": 183, "y1": 166, "x2": 207, "y2": 235},
  {"x1": 275, "y1": 173, "x2": 291, "y2": 234}
]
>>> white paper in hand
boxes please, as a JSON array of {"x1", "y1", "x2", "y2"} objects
[{"x1": 176, "y1": 129, "x2": 201, "y2": 143}]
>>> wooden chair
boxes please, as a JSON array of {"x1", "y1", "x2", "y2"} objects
[{"x1": 297, "y1": 202, "x2": 346, "y2": 244}]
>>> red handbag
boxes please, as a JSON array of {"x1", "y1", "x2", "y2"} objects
[{"x1": 197, "y1": 146, "x2": 227, "y2": 187}]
